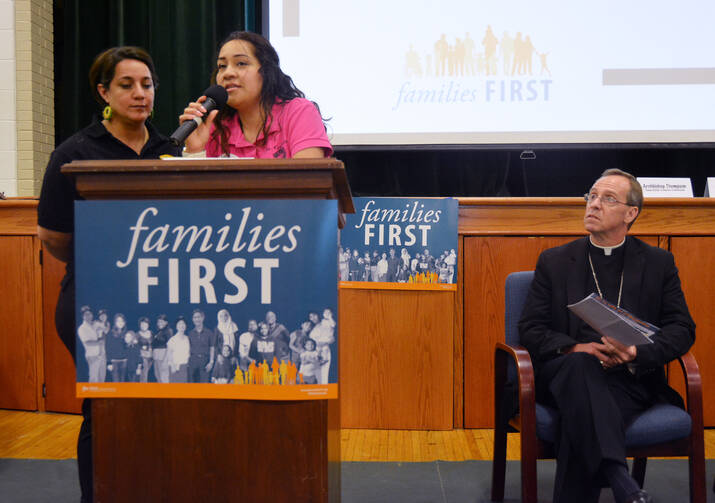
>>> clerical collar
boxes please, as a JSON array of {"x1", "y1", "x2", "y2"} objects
[{"x1": 589, "y1": 236, "x2": 625, "y2": 256}]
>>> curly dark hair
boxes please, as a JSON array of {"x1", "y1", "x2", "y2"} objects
[
  {"x1": 89, "y1": 46, "x2": 158, "y2": 106},
  {"x1": 210, "y1": 31, "x2": 307, "y2": 154}
]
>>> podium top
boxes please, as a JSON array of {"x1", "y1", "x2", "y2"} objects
[{"x1": 62, "y1": 158, "x2": 354, "y2": 227}]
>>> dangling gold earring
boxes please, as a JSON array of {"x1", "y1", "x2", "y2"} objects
[
  {"x1": 149, "y1": 109, "x2": 154, "y2": 120},
  {"x1": 103, "y1": 105, "x2": 113, "y2": 120}
]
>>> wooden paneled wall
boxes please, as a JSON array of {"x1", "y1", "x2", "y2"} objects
[
  {"x1": 462, "y1": 236, "x2": 572, "y2": 427},
  {"x1": 0, "y1": 235, "x2": 42, "y2": 410},
  {"x1": 2, "y1": 198, "x2": 713, "y2": 429},
  {"x1": 0, "y1": 201, "x2": 44, "y2": 411},
  {"x1": 0, "y1": 200, "x2": 80, "y2": 414},
  {"x1": 458, "y1": 198, "x2": 715, "y2": 428},
  {"x1": 670, "y1": 237, "x2": 715, "y2": 423},
  {"x1": 339, "y1": 288, "x2": 454, "y2": 430}
]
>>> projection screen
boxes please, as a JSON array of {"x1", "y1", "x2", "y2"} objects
[{"x1": 266, "y1": 0, "x2": 715, "y2": 146}]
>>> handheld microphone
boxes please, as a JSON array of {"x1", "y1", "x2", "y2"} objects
[{"x1": 170, "y1": 85, "x2": 228, "y2": 146}]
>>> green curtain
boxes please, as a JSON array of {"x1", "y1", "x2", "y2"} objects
[{"x1": 54, "y1": 0, "x2": 259, "y2": 144}]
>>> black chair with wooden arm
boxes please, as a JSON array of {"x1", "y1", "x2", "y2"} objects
[{"x1": 491, "y1": 271, "x2": 705, "y2": 503}]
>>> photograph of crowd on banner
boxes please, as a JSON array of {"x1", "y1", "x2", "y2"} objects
[
  {"x1": 76, "y1": 306, "x2": 336, "y2": 386},
  {"x1": 74, "y1": 199, "x2": 338, "y2": 400},
  {"x1": 339, "y1": 197, "x2": 458, "y2": 289}
]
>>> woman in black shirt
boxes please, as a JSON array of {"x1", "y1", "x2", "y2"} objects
[{"x1": 37, "y1": 46, "x2": 180, "y2": 503}]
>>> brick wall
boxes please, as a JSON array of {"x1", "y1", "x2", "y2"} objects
[
  {"x1": 0, "y1": 0, "x2": 17, "y2": 197},
  {"x1": 15, "y1": 0, "x2": 53, "y2": 197}
]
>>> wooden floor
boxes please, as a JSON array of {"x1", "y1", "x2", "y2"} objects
[
  {"x1": 2, "y1": 409, "x2": 714, "y2": 461},
  {"x1": 0, "y1": 409, "x2": 82, "y2": 459}
]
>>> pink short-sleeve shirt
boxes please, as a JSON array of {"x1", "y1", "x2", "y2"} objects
[{"x1": 206, "y1": 98, "x2": 333, "y2": 158}]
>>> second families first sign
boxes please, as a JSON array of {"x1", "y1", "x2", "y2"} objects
[
  {"x1": 74, "y1": 199, "x2": 338, "y2": 400},
  {"x1": 339, "y1": 197, "x2": 458, "y2": 290}
]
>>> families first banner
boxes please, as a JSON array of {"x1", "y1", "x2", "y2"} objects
[
  {"x1": 74, "y1": 200, "x2": 338, "y2": 400},
  {"x1": 339, "y1": 197, "x2": 458, "y2": 291}
]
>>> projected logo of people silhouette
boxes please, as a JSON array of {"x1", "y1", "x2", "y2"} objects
[{"x1": 404, "y1": 26, "x2": 550, "y2": 79}]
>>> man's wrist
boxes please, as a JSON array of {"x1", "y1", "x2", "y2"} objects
[{"x1": 557, "y1": 344, "x2": 574, "y2": 355}]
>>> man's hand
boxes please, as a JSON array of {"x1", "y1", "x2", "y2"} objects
[
  {"x1": 601, "y1": 336, "x2": 637, "y2": 368},
  {"x1": 566, "y1": 339, "x2": 636, "y2": 369},
  {"x1": 566, "y1": 341, "x2": 615, "y2": 367}
]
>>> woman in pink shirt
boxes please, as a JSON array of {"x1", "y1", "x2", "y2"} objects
[{"x1": 180, "y1": 31, "x2": 332, "y2": 159}]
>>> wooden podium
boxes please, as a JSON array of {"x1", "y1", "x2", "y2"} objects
[{"x1": 62, "y1": 158, "x2": 353, "y2": 503}]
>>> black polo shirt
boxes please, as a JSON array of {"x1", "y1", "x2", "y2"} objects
[{"x1": 38, "y1": 119, "x2": 181, "y2": 234}]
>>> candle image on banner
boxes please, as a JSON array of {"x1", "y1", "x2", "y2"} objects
[
  {"x1": 339, "y1": 197, "x2": 458, "y2": 290},
  {"x1": 74, "y1": 199, "x2": 338, "y2": 400}
]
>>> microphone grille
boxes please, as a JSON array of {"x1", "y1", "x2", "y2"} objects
[{"x1": 203, "y1": 85, "x2": 229, "y2": 108}]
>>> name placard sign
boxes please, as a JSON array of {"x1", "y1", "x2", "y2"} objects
[
  {"x1": 637, "y1": 177, "x2": 693, "y2": 198},
  {"x1": 705, "y1": 177, "x2": 715, "y2": 197},
  {"x1": 74, "y1": 199, "x2": 338, "y2": 400}
]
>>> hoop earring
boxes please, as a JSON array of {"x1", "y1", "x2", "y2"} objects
[{"x1": 102, "y1": 105, "x2": 113, "y2": 120}]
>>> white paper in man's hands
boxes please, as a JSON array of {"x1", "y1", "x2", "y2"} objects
[{"x1": 568, "y1": 293, "x2": 657, "y2": 346}]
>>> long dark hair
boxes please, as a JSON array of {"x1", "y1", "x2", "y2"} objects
[
  {"x1": 111, "y1": 313, "x2": 127, "y2": 337},
  {"x1": 211, "y1": 31, "x2": 306, "y2": 154}
]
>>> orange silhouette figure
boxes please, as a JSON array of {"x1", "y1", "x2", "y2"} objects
[
  {"x1": 287, "y1": 362, "x2": 297, "y2": 384},
  {"x1": 482, "y1": 25, "x2": 498, "y2": 76},
  {"x1": 238, "y1": 357, "x2": 306, "y2": 386},
  {"x1": 261, "y1": 362, "x2": 270, "y2": 385},
  {"x1": 404, "y1": 44, "x2": 422, "y2": 77},
  {"x1": 512, "y1": 33, "x2": 535, "y2": 76},
  {"x1": 500, "y1": 31, "x2": 514, "y2": 75},
  {"x1": 248, "y1": 361, "x2": 257, "y2": 384},
  {"x1": 511, "y1": 32, "x2": 523, "y2": 75},
  {"x1": 279, "y1": 360, "x2": 288, "y2": 385},
  {"x1": 538, "y1": 52, "x2": 551, "y2": 76},
  {"x1": 464, "y1": 32, "x2": 476, "y2": 76},
  {"x1": 434, "y1": 34, "x2": 448, "y2": 76}
]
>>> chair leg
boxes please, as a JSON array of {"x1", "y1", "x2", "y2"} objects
[
  {"x1": 632, "y1": 457, "x2": 647, "y2": 488},
  {"x1": 520, "y1": 452, "x2": 538, "y2": 503},
  {"x1": 687, "y1": 409, "x2": 707, "y2": 503},
  {"x1": 520, "y1": 434, "x2": 538, "y2": 503},
  {"x1": 689, "y1": 451, "x2": 706, "y2": 503},
  {"x1": 490, "y1": 421, "x2": 507, "y2": 501}
]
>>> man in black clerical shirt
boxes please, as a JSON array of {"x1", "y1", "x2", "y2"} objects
[{"x1": 519, "y1": 169, "x2": 695, "y2": 503}]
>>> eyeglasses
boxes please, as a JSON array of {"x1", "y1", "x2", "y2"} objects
[{"x1": 583, "y1": 193, "x2": 630, "y2": 206}]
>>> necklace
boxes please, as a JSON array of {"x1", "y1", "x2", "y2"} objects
[{"x1": 588, "y1": 253, "x2": 624, "y2": 308}]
